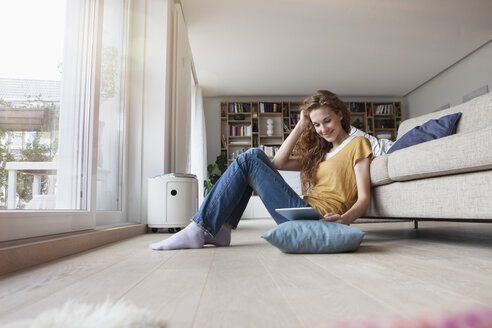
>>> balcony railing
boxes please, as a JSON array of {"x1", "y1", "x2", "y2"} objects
[{"x1": 6, "y1": 162, "x2": 57, "y2": 209}]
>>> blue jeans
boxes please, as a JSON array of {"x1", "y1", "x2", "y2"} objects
[{"x1": 191, "y1": 148, "x2": 310, "y2": 236}]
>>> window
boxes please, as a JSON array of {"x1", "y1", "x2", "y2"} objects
[{"x1": 0, "y1": 0, "x2": 113, "y2": 241}]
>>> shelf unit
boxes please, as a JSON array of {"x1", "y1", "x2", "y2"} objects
[
  {"x1": 220, "y1": 100, "x2": 401, "y2": 166},
  {"x1": 349, "y1": 101, "x2": 402, "y2": 141}
]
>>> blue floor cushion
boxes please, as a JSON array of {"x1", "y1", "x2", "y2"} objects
[{"x1": 261, "y1": 220, "x2": 365, "y2": 253}]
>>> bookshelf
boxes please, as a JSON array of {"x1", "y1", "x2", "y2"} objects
[
  {"x1": 350, "y1": 101, "x2": 402, "y2": 141},
  {"x1": 220, "y1": 100, "x2": 401, "y2": 166}
]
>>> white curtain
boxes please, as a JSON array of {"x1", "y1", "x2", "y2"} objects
[
  {"x1": 171, "y1": 3, "x2": 192, "y2": 173},
  {"x1": 189, "y1": 84, "x2": 207, "y2": 204},
  {"x1": 57, "y1": 0, "x2": 100, "y2": 210}
]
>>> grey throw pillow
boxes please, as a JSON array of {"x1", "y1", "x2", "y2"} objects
[{"x1": 261, "y1": 220, "x2": 365, "y2": 253}]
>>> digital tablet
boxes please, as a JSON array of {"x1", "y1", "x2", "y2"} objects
[{"x1": 275, "y1": 207, "x2": 323, "y2": 220}]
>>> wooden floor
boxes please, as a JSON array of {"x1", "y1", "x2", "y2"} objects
[{"x1": 1, "y1": 219, "x2": 491, "y2": 327}]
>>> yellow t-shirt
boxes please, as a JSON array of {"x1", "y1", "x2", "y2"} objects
[{"x1": 303, "y1": 136, "x2": 373, "y2": 216}]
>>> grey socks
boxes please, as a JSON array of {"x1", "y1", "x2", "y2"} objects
[
  {"x1": 149, "y1": 223, "x2": 205, "y2": 250},
  {"x1": 204, "y1": 225, "x2": 231, "y2": 246}
]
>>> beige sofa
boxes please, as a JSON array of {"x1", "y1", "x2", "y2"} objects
[{"x1": 364, "y1": 92, "x2": 492, "y2": 222}]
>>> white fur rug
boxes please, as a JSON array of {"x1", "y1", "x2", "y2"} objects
[{"x1": 5, "y1": 300, "x2": 165, "y2": 328}]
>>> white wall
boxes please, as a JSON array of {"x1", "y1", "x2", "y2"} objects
[{"x1": 406, "y1": 41, "x2": 492, "y2": 118}]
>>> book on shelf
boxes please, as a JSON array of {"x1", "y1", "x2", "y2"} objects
[
  {"x1": 260, "y1": 145, "x2": 280, "y2": 157},
  {"x1": 374, "y1": 104, "x2": 394, "y2": 115},
  {"x1": 283, "y1": 122, "x2": 291, "y2": 132},
  {"x1": 228, "y1": 124, "x2": 252, "y2": 136},
  {"x1": 229, "y1": 140, "x2": 249, "y2": 145},
  {"x1": 291, "y1": 113, "x2": 299, "y2": 125},
  {"x1": 395, "y1": 103, "x2": 401, "y2": 117},
  {"x1": 221, "y1": 134, "x2": 227, "y2": 148},
  {"x1": 228, "y1": 103, "x2": 251, "y2": 113},
  {"x1": 253, "y1": 136, "x2": 259, "y2": 147},
  {"x1": 260, "y1": 103, "x2": 281, "y2": 113},
  {"x1": 282, "y1": 103, "x2": 288, "y2": 114},
  {"x1": 349, "y1": 102, "x2": 365, "y2": 112},
  {"x1": 374, "y1": 118, "x2": 395, "y2": 129}
]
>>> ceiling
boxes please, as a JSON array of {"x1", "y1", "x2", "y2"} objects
[{"x1": 181, "y1": 0, "x2": 492, "y2": 98}]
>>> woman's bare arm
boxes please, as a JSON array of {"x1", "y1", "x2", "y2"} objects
[{"x1": 272, "y1": 110, "x2": 310, "y2": 171}]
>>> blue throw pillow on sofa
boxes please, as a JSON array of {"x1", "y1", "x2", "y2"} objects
[
  {"x1": 261, "y1": 220, "x2": 365, "y2": 253},
  {"x1": 387, "y1": 112, "x2": 462, "y2": 154}
]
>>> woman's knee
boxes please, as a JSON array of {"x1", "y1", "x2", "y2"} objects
[
  {"x1": 245, "y1": 148, "x2": 263, "y2": 156},
  {"x1": 241, "y1": 148, "x2": 266, "y2": 161}
]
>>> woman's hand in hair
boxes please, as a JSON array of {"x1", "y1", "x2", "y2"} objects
[
  {"x1": 297, "y1": 110, "x2": 311, "y2": 131},
  {"x1": 320, "y1": 213, "x2": 349, "y2": 225}
]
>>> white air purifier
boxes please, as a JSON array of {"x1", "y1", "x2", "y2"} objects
[{"x1": 147, "y1": 175, "x2": 198, "y2": 233}]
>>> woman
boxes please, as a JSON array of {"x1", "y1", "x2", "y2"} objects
[{"x1": 150, "y1": 90, "x2": 373, "y2": 250}]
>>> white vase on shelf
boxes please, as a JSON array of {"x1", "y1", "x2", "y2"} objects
[{"x1": 266, "y1": 119, "x2": 274, "y2": 136}]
